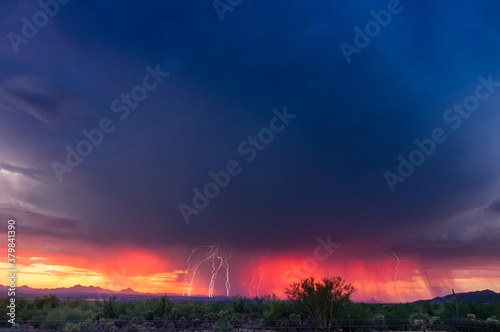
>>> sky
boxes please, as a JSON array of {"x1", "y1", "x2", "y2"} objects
[{"x1": 0, "y1": 0, "x2": 500, "y2": 303}]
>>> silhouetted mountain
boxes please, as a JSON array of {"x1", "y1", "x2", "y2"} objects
[
  {"x1": 0, "y1": 284, "x2": 227, "y2": 302},
  {"x1": 119, "y1": 287, "x2": 140, "y2": 294},
  {"x1": 0, "y1": 284, "x2": 167, "y2": 299},
  {"x1": 412, "y1": 290, "x2": 500, "y2": 304},
  {"x1": 4, "y1": 284, "x2": 497, "y2": 304},
  {"x1": 365, "y1": 297, "x2": 385, "y2": 304}
]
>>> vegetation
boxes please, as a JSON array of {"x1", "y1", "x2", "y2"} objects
[
  {"x1": 0, "y1": 277, "x2": 499, "y2": 331},
  {"x1": 285, "y1": 276, "x2": 355, "y2": 329}
]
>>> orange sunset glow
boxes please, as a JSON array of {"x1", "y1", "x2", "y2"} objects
[{"x1": 3, "y1": 226, "x2": 500, "y2": 303}]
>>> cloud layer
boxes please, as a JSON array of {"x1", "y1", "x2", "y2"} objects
[{"x1": 0, "y1": 0, "x2": 499, "y2": 300}]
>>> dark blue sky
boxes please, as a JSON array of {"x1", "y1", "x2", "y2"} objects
[{"x1": 1, "y1": 0, "x2": 500, "y2": 299}]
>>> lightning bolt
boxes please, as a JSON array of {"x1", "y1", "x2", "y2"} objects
[
  {"x1": 249, "y1": 256, "x2": 256, "y2": 298},
  {"x1": 375, "y1": 245, "x2": 404, "y2": 303},
  {"x1": 208, "y1": 252, "x2": 231, "y2": 297},
  {"x1": 248, "y1": 256, "x2": 264, "y2": 298},
  {"x1": 183, "y1": 245, "x2": 231, "y2": 297},
  {"x1": 256, "y1": 268, "x2": 263, "y2": 298},
  {"x1": 183, "y1": 245, "x2": 216, "y2": 296},
  {"x1": 415, "y1": 270, "x2": 430, "y2": 287},
  {"x1": 224, "y1": 255, "x2": 231, "y2": 297}
]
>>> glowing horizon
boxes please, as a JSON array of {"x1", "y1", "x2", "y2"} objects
[{"x1": 3, "y1": 244, "x2": 499, "y2": 303}]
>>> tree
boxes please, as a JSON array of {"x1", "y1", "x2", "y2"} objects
[
  {"x1": 33, "y1": 294, "x2": 61, "y2": 309},
  {"x1": 262, "y1": 295, "x2": 293, "y2": 324},
  {"x1": 285, "y1": 276, "x2": 355, "y2": 329}
]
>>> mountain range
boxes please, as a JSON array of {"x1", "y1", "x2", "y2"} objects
[
  {"x1": 1, "y1": 285, "x2": 499, "y2": 303},
  {"x1": 412, "y1": 290, "x2": 500, "y2": 304},
  {"x1": 0, "y1": 284, "x2": 226, "y2": 302}
]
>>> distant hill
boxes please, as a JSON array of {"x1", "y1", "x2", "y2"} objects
[
  {"x1": 3, "y1": 285, "x2": 498, "y2": 304},
  {"x1": 365, "y1": 297, "x2": 385, "y2": 304},
  {"x1": 412, "y1": 290, "x2": 500, "y2": 304},
  {"x1": 0, "y1": 284, "x2": 175, "y2": 300},
  {"x1": 0, "y1": 284, "x2": 228, "y2": 302}
]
